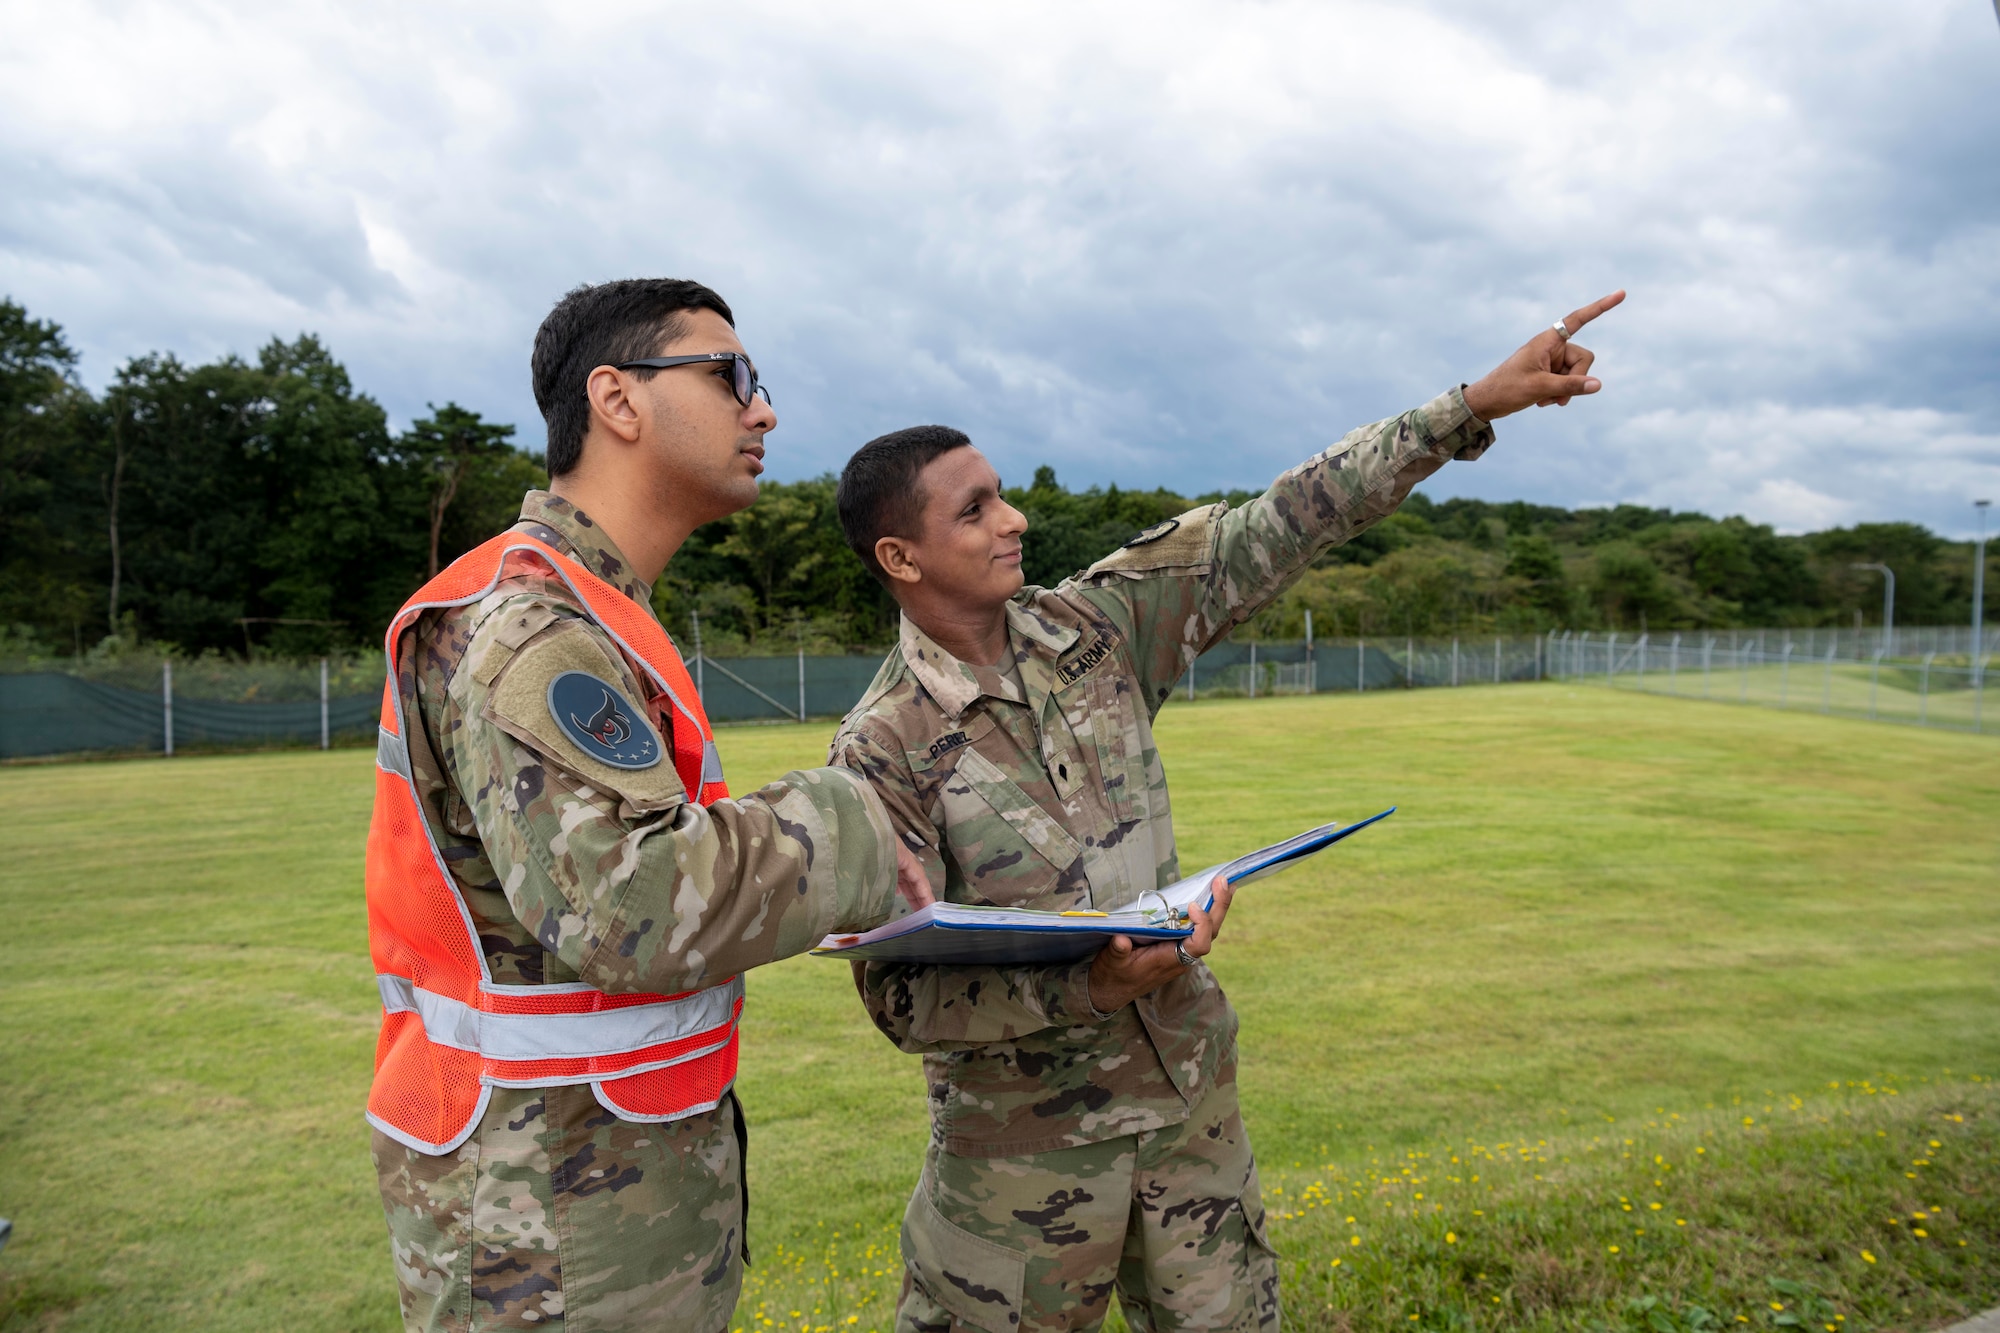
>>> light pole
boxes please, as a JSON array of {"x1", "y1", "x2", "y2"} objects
[
  {"x1": 1975, "y1": 500, "x2": 1991, "y2": 687},
  {"x1": 1850, "y1": 562, "x2": 1895, "y2": 657}
]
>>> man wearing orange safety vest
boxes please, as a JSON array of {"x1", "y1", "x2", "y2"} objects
[{"x1": 366, "y1": 278, "x2": 932, "y2": 1332}]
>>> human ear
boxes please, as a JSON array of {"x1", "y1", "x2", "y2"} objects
[
  {"x1": 875, "y1": 535, "x2": 923, "y2": 586},
  {"x1": 585, "y1": 366, "x2": 645, "y2": 444}
]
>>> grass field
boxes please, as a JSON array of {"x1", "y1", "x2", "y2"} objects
[
  {"x1": 1591, "y1": 660, "x2": 1990, "y2": 733},
  {"x1": 2, "y1": 684, "x2": 1997, "y2": 1332}
]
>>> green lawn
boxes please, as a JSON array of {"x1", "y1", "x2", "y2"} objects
[
  {"x1": 1, "y1": 685, "x2": 1996, "y2": 1332},
  {"x1": 1592, "y1": 659, "x2": 1990, "y2": 733}
]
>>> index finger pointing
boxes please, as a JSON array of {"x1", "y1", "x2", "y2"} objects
[{"x1": 1561, "y1": 290, "x2": 1626, "y2": 335}]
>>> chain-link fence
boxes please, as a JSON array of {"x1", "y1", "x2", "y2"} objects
[
  {"x1": 1547, "y1": 626, "x2": 1995, "y2": 735},
  {"x1": 1169, "y1": 634, "x2": 1548, "y2": 699},
  {"x1": 0, "y1": 655, "x2": 389, "y2": 760},
  {"x1": 11, "y1": 623, "x2": 1986, "y2": 760},
  {"x1": 2, "y1": 632, "x2": 1560, "y2": 760}
]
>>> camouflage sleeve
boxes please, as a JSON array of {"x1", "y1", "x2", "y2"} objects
[
  {"x1": 830, "y1": 722, "x2": 1105, "y2": 1054},
  {"x1": 1070, "y1": 386, "x2": 1496, "y2": 706},
  {"x1": 440, "y1": 603, "x2": 901, "y2": 994}
]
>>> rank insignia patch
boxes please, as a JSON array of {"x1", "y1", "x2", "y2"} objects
[{"x1": 546, "y1": 671, "x2": 662, "y2": 769}]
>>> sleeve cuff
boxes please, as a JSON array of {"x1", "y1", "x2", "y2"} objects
[
  {"x1": 816, "y1": 767, "x2": 904, "y2": 933},
  {"x1": 1054, "y1": 958, "x2": 1116, "y2": 1023},
  {"x1": 1423, "y1": 385, "x2": 1497, "y2": 462}
]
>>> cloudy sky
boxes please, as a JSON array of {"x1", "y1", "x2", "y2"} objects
[{"x1": 4, "y1": 0, "x2": 1997, "y2": 535}]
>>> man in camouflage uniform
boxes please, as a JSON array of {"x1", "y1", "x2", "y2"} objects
[
  {"x1": 829, "y1": 294, "x2": 1624, "y2": 1331},
  {"x1": 373, "y1": 279, "x2": 928, "y2": 1332}
]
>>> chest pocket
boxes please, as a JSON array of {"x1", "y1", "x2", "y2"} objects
[
  {"x1": 938, "y1": 746, "x2": 1083, "y2": 903},
  {"x1": 1067, "y1": 668, "x2": 1147, "y2": 828}
]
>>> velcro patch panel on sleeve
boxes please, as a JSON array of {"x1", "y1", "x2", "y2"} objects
[
  {"x1": 484, "y1": 619, "x2": 686, "y2": 810},
  {"x1": 1082, "y1": 504, "x2": 1222, "y2": 578}
]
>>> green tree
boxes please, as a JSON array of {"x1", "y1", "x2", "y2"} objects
[
  {"x1": 1590, "y1": 541, "x2": 1677, "y2": 630},
  {"x1": 1505, "y1": 534, "x2": 1570, "y2": 622},
  {"x1": 395, "y1": 403, "x2": 522, "y2": 579},
  {"x1": 0, "y1": 300, "x2": 101, "y2": 651},
  {"x1": 1008, "y1": 468, "x2": 1190, "y2": 588},
  {"x1": 104, "y1": 337, "x2": 407, "y2": 655}
]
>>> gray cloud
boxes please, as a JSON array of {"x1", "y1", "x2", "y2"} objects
[{"x1": 2, "y1": 0, "x2": 1995, "y2": 535}]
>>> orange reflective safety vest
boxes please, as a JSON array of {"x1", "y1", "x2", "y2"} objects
[{"x1": 365, "y1": 532, "x2": 740, "y2": 1156}]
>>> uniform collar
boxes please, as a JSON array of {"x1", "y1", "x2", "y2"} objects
[
  {"x1": 899, "y1": 597, "x2": 1081, "y2": 723},
  {"x1": 512, "y1": 490, "x2": 654, "y2": 606}
]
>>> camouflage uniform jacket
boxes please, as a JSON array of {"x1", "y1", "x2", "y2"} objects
[
  {"x1": 830, "y1": 390, "x2": 1493, "y2": 1158},
  {"x1": 399, "y1": 489, "x2": 901, "y2": 996}
]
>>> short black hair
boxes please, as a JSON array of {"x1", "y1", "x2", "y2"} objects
[
  {"x1": 531, "y1": 278, "x2": 735, "y2": 477},
  {"x1": 837, "y1": 425, "x2": 974, "y2": 584}
]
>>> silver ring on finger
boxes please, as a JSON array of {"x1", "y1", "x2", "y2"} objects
[
  {"x1": 1551, "y1": 319, "x2": 1571, "y2": 340},
  {"x1": 1174, "y1": 942, "x2": 1198, "y2": 968}
]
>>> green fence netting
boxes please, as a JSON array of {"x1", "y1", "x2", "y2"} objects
[
  {"x1": 0, "y1": 672, "x2": 384, "y2": 759},
  {"x1": 2, "y1": 635, "x2": 1558, "y2": 760}
]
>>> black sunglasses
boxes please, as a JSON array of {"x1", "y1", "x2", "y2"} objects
[{"x1": 616, "y1": 352, "x2": 772, "y2": 407}]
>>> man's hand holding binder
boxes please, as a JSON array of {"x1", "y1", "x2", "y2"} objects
[
  {"x1": 893, "y1": 840, "x2": 937, "y2": 911},
  {"x1": 1086, "y1": 873, "x2": 1234, "y2": 1014}
]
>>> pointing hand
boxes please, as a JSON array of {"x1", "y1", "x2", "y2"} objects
[{"x1": 1462, "y1": 290, "x2": 1625, "y2": 421}]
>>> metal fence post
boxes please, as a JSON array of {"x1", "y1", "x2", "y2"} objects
[
  {"x1": 797, "y1": 644, "x2": 807, "y2": 723},
  {"x1": 1451, "y1": 637, "x2": 1459, "y2": 686},
  {"x1": 1248, "y1": 640, "x2": 1257, "y2": 699},
  {"x1": 1637, "y1": 633, "x2": 1648, "y2": 684},
  {"x1": 1188, "y1": 659, "x2": 1196, "y2": 701},
  {"x1": 1973, "y1": 499, "x2": 1989, "y2": 707},
  {"x1": 319, "y1": 657, "x2": 330, "y2": 750},
  {"x1": 1605, "y1": 632, "x2": 1616, "y2": 685},
  {"x1": 163, "y1": 660, "x2": 174, "y2": 756},
  {"x1": 1304, "y1": 610, "x2": 1315, "y2": 693},
  {"x1": 1821, "y1": 642, "x2": 1835, "y2": 713},
  {"x1": 1779, "y1": 641, "x2": 1793, "y2": 707},
  {"x1": 1702, "y1": 636, "x2": 1713, "y2": 698},
  {"x1": 1868, "y1": 649, "x2": 1882, "y2": 720},
  {"x1": 1670, "y1": 634, "x2": 1680, "y2": 693},
  {"x1": 1493, "y1": 636, "x2": 1501, "y2": 684},
  {"x1": 1406, "y1": 637, "x2": 1414, "y2": 688},
  {"x1": 1920, "y1": 651, "x2": 1933, "y2": 726},
  {"x1": 690, "y1": 609, "x2": 705, "y2": 704},
  {"x1": 1357, "y1": 639, "x2": 1365, "y2": 694}
]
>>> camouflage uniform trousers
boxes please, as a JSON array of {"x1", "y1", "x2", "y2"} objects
[
  {"x1": 897, "y1": 1079, "x2": 1278, "y2": 1333},
  {"x1": 373, "y1": 1084, "x2": 748, "y2": 1333}
]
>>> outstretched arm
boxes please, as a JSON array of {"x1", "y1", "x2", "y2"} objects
[
  {"x1": 1463, "y1": 291, "x2": 1624, "y2": 419},
  {"x1": 1071, "y1": 292, "x2": 1626, "y2": 709},
  {"x1": 438, "y1": 605, "x2": 918, "y2": 995}
]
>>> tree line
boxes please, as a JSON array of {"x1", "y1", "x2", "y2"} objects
[{"x1": 3, "y1": 297, "x2": 1990, "y2": 664}]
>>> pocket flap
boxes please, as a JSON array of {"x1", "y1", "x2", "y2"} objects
[
  {"x1": 951, "y1": 746, "x2": 1084, "y2": 871},
  {"x1": 904, "y1": 1187, "x2": 1027, "y2": 1332}
]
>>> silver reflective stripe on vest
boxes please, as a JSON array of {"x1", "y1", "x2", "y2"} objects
[
  {"x1": 376, "y1": 974, "x2": 744, "y2": 1060},
  {"x1": 701, "y1": 739, "x2": 725, "y2": 786},
  {"x1": 376, "y1": 726, "x2": 412, "y2": 778}
]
